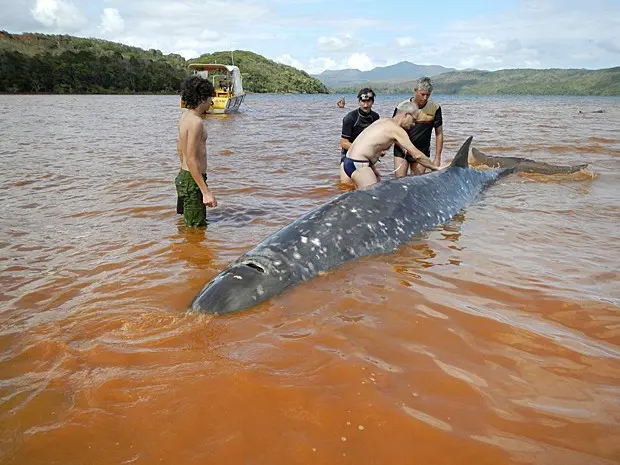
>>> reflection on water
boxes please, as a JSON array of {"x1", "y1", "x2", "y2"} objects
[{"x1": 0, "y1": 94, "x2": 619, "y2": 465}]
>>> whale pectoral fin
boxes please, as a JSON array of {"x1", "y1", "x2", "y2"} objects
[{"x1": 450, "y1": 136, "x2": 473, "y2": 168}]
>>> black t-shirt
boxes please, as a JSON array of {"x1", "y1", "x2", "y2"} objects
[
  {"x1": 393, "y1": 99, "x2": 442, "y2": 157},
  {"x1": 341, "y1": 108, "x2": 380, "y2": 156}
]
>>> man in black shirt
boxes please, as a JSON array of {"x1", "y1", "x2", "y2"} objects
[
  {"x1": 339, "y1": 88, "x2": 380, "y2": 184},
  {"x1": 393, "y1": 77, "x2": 443, "y2": 177}
]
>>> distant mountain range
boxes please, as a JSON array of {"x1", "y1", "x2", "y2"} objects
[
  {"x1": 312, "y1": 61, "x2": 456, "y2": 89},
  {"x1": 326, "y1": 67, "x2": 620, "y2": 96},
  {"x1": 312, "y1": 60, "x2": 620, "y2": 96}
]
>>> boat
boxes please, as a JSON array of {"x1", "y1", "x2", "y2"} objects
[{"x1": 182, "y1": 63, "x2": 246, "y2": 114}]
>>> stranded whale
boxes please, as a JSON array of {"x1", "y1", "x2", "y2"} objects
[{"x1": 191, "y1": 136, "x2": 514, "y2": 314}]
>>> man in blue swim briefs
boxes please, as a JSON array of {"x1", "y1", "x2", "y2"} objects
[{"x1": 342, "y1": 102, "x2": 438, "y2": 189}]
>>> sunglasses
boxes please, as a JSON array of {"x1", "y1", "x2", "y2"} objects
[{"x1": 359, "y1": 93, "x2": 374, "y2": 101}]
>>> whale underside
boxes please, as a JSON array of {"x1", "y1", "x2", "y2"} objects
[{"x1": 190, "y1": 137, "x2": 584, "y2": 315}]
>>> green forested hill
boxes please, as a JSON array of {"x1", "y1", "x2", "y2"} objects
[
  {"x1": 331, "y1": 67, "x2": 620, "y2": 96},
  {"x1": 0, "y1": 31, "x2": 187, "y2": 93},
  {"x1": 191, "y1": 51, "x2": 328, "y2": 93},
  {"x1": 0, "y1": 32, "x2": 328, "y2": 94}
]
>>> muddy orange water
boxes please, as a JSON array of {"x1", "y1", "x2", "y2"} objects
[{"x1": 1, "y1": 94, "x2": 619, "y2": 465}]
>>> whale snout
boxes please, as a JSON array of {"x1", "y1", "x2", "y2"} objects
[{"x1": 191, "y1": 261, "x2": 285, "y2": 314}]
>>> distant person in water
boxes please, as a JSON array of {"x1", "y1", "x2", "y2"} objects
[
  {"x1": 393, "y1": 77, "x2": 443, "y2": 177},
  {"x1": 342, "y1": 102, "x2": 438, "y2": 189},
  {"x1": 175, "y1": 75, "x2": 217, "y2": 227},
  {"x1": 339, "y1": 88, "x2": 380, "y2": 185},
  {"x1": 337, "y1": 97, "x2": 345, "y2": 108}
]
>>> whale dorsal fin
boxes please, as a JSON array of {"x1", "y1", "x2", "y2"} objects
[{"x1": 450, "y1": 136, "x2": 473, "y2": 168}]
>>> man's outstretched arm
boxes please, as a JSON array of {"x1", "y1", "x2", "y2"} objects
[{"x1": 393, "y1": 127, "x2": 438, "y2": 171}]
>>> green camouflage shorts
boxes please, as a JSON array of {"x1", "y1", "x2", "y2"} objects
[{"x1": 175, "y1": 170, "x2": 208, "y2": 227}]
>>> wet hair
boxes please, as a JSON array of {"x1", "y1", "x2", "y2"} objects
[
  {"x1": 181, "y1": 75, "x2": 215, "y2": 109},
  {"x1": 414, "y1": 77, "x2": 433, "y2": 93},
  {"x1": 357, "y1": 87, "x2": 375, "y2": 100}
]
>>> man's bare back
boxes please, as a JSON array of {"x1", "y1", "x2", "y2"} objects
[
  {"x1": 347, "y1": 119, "x2": 406, "y2": 164},
  {"x1": 343, "y1": 107, "x2": 438, "y2": 189}
]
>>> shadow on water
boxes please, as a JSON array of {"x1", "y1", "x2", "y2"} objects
[{"x1": 205, "y1": 205, "x2": 269, "y2": 226}]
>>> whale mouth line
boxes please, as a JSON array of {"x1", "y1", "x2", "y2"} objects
[{"x1": 244, "y1": 262, "x2": 265, "y2": 273}]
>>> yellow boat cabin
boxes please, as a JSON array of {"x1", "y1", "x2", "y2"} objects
[{"x1": 181, "y1": 63, "x2": 246, "y2": 114}]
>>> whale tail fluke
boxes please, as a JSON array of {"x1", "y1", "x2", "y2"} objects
[
  {"x1": 450, "y1": 136, "x2": 473, "y2": 168},
  {"x1": 470, "y1": 147, "x2": 588, "y2": 175}
]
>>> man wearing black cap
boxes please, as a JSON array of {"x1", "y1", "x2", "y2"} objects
[{"x1": 339, "y1": 88, "x2": 380, "y2": 184}]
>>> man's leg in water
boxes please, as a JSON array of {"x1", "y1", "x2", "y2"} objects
[
  {"x1": 372, "y1": 163, "x2": 382, "y2": 183},
  {"x1": 351, "y1": 166, "x2": 378, "y2": 189},
  {"x1": 175, "y1": 170, "x2": 207, "y2": 227},
  {"x1": 394, "y1": 155, "x2": 409, "y2": 178}
]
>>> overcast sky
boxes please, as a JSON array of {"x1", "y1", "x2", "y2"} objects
[{"x1": 2, "y1": 0, "x2": 619, "y2": 74}]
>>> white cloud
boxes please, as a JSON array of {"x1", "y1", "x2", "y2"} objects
[
  {"x1": 275, "y1": 54, "x2": 304, "y2": 70},
  {"x1": 428, "y1": 0, "x2": 620, "y2": 69},
  {"x1": 100, "y1": 8, "x2": 124, "y2": 35},
  {"x1": 308, "y1": 57, "x2": 338, "y2": 74},
  {"x1": 396, "y1": 37, "x2": 416, "y2": 47},
  {"x1": 175, "y1": 49, "x2": 199, "y2": 59},
  {"x1": 280, "y1": 53, "x2": 377, "y2": 74},
  {"x1": 317, "y1": 34, "x2": 355, "y2": 52},
  {"x1": 200, "y1": 29, "x2": 221, "y2": 41},
  {"x1": 474, "y1": 37, "x2": 495, "y2": 50},
  {"x1": 346, "y1": 53, "x2": 374, "y2": 71},
  {"x1": 30, "y1": 0, "x2": 87, "y2": 30}
]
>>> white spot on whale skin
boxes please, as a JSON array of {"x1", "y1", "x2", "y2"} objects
[
  {"x1": 301, "y1": 236, "x2": 308, "y2": 244},
  {"x1": 293, "y1": 252, "x2": 301, "y2": 259},
  {"x1": 311, "y1": 238, "x2": 321, "y2": 247},
  {"x1": 350, "y1": 208, "x2": 358, "y2": 213},
  {"x1": 234, "y1": 275, "x2": 243, "y2": 280},
  {"x1": 326, "y1": 222, "x2": 332, "y2": 227},
  {"x1": 274, "y1": 261, "x2": 281, "y2": 266},
  {"x1": 257, "y1": 285, "x2": 264, "y2": 296}
]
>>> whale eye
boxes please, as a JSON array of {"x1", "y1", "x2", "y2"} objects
[{"x1": 245, "y1": 262, "x2": 265, "y2": 273}]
